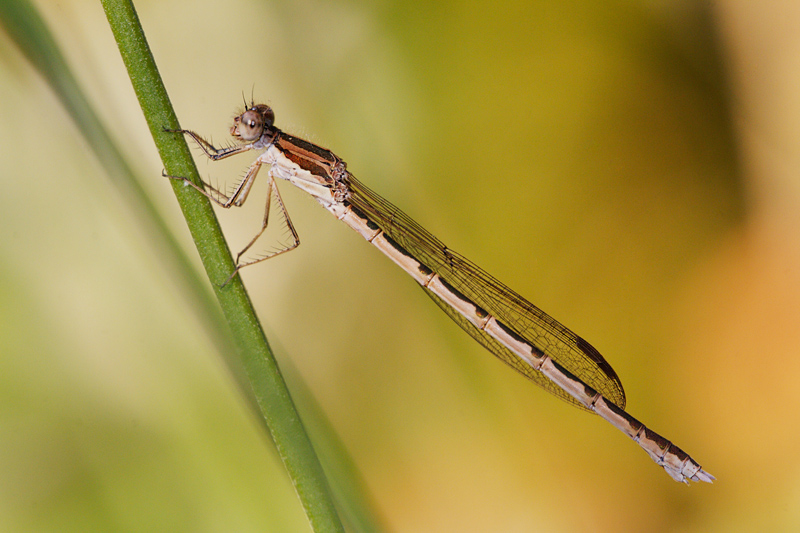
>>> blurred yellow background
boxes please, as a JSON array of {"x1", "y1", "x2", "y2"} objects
[{"x1": 2, "y1": 0, "x2": 799, "y2": 531}]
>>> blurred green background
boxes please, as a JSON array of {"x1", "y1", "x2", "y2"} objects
[{"x1": 2, "y1": 0, "x2": 800, "y2": 531}]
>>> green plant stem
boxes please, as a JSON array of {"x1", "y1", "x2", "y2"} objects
[{"x1": 100, "y1": 1, "x2": 344, "y2": 531}]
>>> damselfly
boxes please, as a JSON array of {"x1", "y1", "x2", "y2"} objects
[{"x1": 166, "y1": 103, "x2": 713, "y2": 483}]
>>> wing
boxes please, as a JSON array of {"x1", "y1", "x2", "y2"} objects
[{"x1": 345, "y1": 175, "x2": 626, "y2": 409}]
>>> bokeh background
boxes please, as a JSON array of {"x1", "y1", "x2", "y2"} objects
[{"x1": 2, "y1": 1, "x2": 799, "y2": 531}]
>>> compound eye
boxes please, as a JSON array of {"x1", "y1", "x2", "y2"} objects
[{"x1": 237, "y1": 109, "x2": 264, "y2": 141}]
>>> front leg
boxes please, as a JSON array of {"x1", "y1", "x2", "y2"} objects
[{"x1": 164, "y1": 127, "x2": 253, "y2": 161}]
